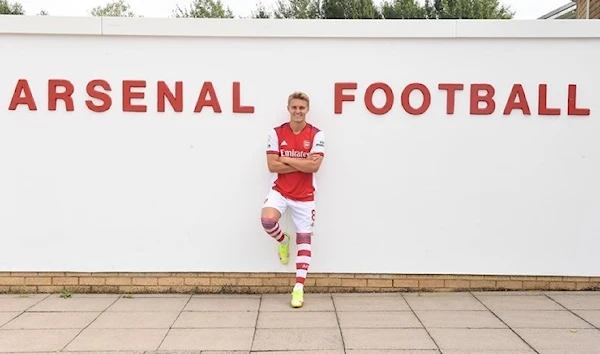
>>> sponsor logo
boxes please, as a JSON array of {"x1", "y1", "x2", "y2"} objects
[{"x1": 280, "y1": 149, "x2": 309, "y2": 158}]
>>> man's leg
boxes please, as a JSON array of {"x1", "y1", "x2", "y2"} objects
[
  {"x1": 289, "y1": 200, "x2": 315, "y2": 308},
  {"x1": 261, "y1": 190, "x2": 290, "y2": 264}
]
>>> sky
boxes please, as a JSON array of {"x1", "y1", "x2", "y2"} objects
[{"x1": 17, "y1": 0, "x2": 571, "y2": 19}]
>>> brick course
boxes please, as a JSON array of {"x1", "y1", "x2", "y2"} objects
[{"x1": 0, "y1": 272, "x2": 598, "y2": 294}]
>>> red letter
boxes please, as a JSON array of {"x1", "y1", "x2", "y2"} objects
[
  {"x1": 334, "y1": 82, "x2": 357, "y2": 114},
  {"x1": 48, "y1": 79, "x2": 74, "y2": 111},
  {"x1": 438, "y1": 83, "x2": 464, "y2": 114},
  {"x1": 568, "y1": 84, "x2": 590, "y2": 116},
  {"x1": 401, "y1": 83, "x2": 431, "y2": 115},
  {"x1": 8, "y1": 79, "x2": 37, "y2": 111},
  {"x1": 470, "y1": 84, "x2": 495, "y2": 115},
  {"x1": 364, "y1": 83, "x2": 393, "y2": 115},
  {"x1": 503, "y1": 84, "x2": 531, "y2": 115},
  {"x1": 122, "y1": 80, "x2": 147, "y2": 112},
  {"x1": 194, "y1": 82, "x2": 222, "y2": 113},
  {"x1": 86, "y1": 80, "x2": 112, "y2": 112},
  {"x1": 158, "y1": 81, "x2": 183, "y2": 113},
  {"x1": 538, "y1": 84, "x2": 560, "y2": 116},
  {"x1": 233, "y1": 82, "x2": 254, "y2": 113}
]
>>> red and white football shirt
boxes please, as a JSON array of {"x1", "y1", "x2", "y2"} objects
[{"x1": 266, "y1": 122, "x2": 325, "y2": 202}]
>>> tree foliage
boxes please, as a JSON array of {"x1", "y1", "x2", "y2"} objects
[
  {"x1": 0, "y1": 0, "x2": 515, "y2": 20},
  {"x1": 90, "y1": 0, "x2": 137, "y2": 17},
  {"x1": 270, "y1": 0, "x2": 514, "y2": 19},
  {"x1": 431, "y1": 0, "x2": 514, "y2": 19},
  {"x1": 380, "y1": 0, "x2": 426, "y2": 19},
  {"x1": 0, "y1": 0, "x2": 24, "y2": 15},
  {"x1": 273, "y1": 0, "x2": 321, "y2": 19},
  {"x1": 321, "y1": 0, "x2": 380, "y2": 19},
  {"x1": 251, "y1": 1, "x2": 273, "y2": 18},
  {"x1": 174, "y1": 0, "x2": 234, "y2": 18}
]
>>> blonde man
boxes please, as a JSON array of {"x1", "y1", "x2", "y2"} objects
[{"x1": 260, "y1": 91, "x2": 325, "y2": 308}]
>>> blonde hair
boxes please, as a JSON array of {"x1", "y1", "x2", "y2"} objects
[{"x1": 288, "y1": 91, "x2": 310, "y2": 107}]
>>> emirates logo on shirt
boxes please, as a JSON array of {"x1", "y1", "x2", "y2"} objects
[{"x1": 280, "y1": 149, "x2": 309, "y2": 158}]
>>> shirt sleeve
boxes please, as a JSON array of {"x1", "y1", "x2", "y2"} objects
[
  {"x1": 310, "y1": 130, "x2": 325, "y2": 156},
  {"x1": 266, "y1": 128, "x2": 279, "y2": 155}
]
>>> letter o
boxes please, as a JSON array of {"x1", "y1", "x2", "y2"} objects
[
  {"x1": 364, "y1": 83, "x2": 394, "y2": 115},
  {"x1": 401, "y1": 83, "x2": 431, "y2": 115}
]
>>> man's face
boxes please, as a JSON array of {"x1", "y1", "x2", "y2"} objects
[{"x1": 288, "y1": 98, "x2": 309, "y2": 123}]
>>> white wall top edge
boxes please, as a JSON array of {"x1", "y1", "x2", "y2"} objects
[
  {"x1": 0, "y1": 15, "x2": 102, "y2": 35},
  {"x1": 0, "y1": 14, "x2": 599, "y2": 38}
]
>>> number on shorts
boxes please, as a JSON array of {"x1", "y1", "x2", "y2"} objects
[{"x1": 311, "y1": 209, "x2": 316, "y2": 221}]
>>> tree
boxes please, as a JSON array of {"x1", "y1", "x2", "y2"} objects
[
  {"x1": 380, "y1": 0, "x2": 425, "y2": 19},
  {"x1": 174, "y1": 0, "x2": 234, "y2": 18},
  {"x1": 37, "y1": 9, "x2": 49, "y2": 15},
  {"x1": 321, "y1": 0, "x2": 380, "y2": 19},
  {"x1": 90, "y1": 0, "x2": 137, "y2": 17},
  {"x1": 273, "y1": 0, "x2": 321, "y2": 19},
  {"x1": 433, "y1": 0, "x2": 514, "y2": 19},
  {"x1": 251, "y1": 1, "x2": 273, "y2": 18},
  {"x1": 0, "y1": 0, "x2": 24, "y2": 15}
]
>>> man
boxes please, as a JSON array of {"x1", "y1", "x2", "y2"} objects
[{"x1": 260, "y1": 91, "x2": 325, "y2": 308}]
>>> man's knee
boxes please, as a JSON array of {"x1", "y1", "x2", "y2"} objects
[
  {"x1": 261, "y1": 217, "x2": 277, "y2": 230},
  {"x1": 296, "y1": 232, "x2": 312, "y2": 244}
]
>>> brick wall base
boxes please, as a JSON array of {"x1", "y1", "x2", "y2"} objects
[{"x1": 1, "y1": 272, "x2": 598, "y2": 294}]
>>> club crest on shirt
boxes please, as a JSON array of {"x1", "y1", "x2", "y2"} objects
[{"x1": 303, "y1": 140, "x2": 311, "y2": 149}]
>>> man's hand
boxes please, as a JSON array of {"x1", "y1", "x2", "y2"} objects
[{"x1": 309, "y1": 153, "x2": 322, "y2": 161}]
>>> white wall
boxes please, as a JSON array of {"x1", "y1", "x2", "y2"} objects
[{"x1": 1, "y1": 16, "x2": 599, "y2": 276}]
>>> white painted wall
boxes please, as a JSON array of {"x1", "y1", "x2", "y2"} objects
[{"x1": 1, "y1": 16, "x2": 599, "y2": 276}]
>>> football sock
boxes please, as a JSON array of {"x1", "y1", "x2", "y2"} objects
[{"x1": 295, "y1": 232, "x2": 312, "y2": 285}]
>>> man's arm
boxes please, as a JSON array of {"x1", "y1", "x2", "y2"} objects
[
  {"x1": 280, "y1": 154, "x2": 323, "y2": 173},
  {"x1": 282, "y1": 130, "x2": 325, "y2": 173},
  {"x1": 267, "y1": 153, "x2": 299, "y2": 174},
  {"x1": 265, "y1": 128, "x2": 298, "y2": 174}
]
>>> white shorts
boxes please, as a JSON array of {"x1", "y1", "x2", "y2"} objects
[{"x1": 263, "y1": 189, "x2": 316, "y2": 234}]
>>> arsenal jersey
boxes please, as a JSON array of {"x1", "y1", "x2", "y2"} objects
[{"x1": 266, "y1": 122, "x2": 325, "y2": 201}]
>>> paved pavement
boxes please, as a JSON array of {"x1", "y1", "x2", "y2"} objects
[{"x1": 0, "y1": 290, "x2": 599, "y2": 353}]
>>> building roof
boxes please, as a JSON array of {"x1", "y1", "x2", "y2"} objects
[{"x1": 538, "y1": 1, "x2": 577, "y2": 19}]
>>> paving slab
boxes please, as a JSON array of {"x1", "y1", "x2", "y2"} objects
[
  {"x1": 415, "y1": 309, "x2": 507, "y2": 328},
  {"x1": 403, "y1": 293, "x2": 488, "y2": 311},
  {"x1": 89, "y1": 311, "x2": 180, "y2": 329},
  {"x1": 333, "y1": 295, "x2": 410, "y2": 312},
  {"x1": 474, "y1": 294, "x2": 565, "y2": 311},
  {"x1": 0, "y1": 295, "x2": 49, "y2": 312},
  {"x1": 546, "y1": 293, "x2": 600, "y2": 310},
  {"x1": 257, "y1": 311, "x2": 338, "y2": 328},
  {"x1": 428, "y1": 328, "x2": 533, "y2": 351},
  {"x1": 1, "y1": 312, "x2": 98, "y2": 329},
  {"x1": 0, "y1": 291, "x2": 597, "y2": 353},
  {"x1": 252, "y1": 328, "x2": 343, "y2": 351},
  {"x1": 174, "y1": 311, "x2": 257, "y2": 328},
  {"x1": 63, "y1": 328, "x2": 168, "y2": 351},
  {"x1": 494, "y1": 309, "x2": 595, "y2": 329},
  {"x1": 573, "y1": 310, "x2": 600, "y2": 328},
  {"x1": 260, "y1": 294, "x2": 334, "y2": 312},
  {"x1": 337, "y1": 311, "x2": 422, "y2": 328},
  {"x1": 107, "y1": 297, "x2": 189, "y2": 312},
  {"x1": 515, "y1": 328, "x2": 600, "y2": 354},
  {"x1": 0, "y1": 329, "x2": 79, "y2": 352},
  {"x1": 184, "y1": 297, "x2": 259, "y2": 312},
  {"x1": 159, "y1": 328, "x2": 254, "y2": 351},
  {"x1": 27, "y1": 296, "x2": 116, "y2": 312},
  {"x1": 342, "y1": 328, "x2": 437, "y2": 350}
]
